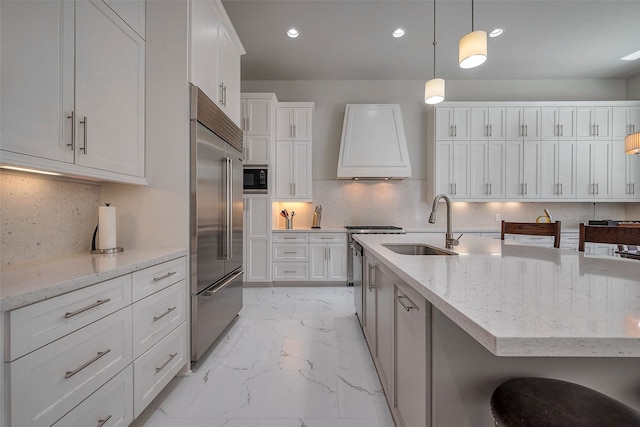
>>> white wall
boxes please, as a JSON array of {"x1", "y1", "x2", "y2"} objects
[
  {"x1": 244, "y1": 78, "x2": 639, "y2": 230},
  {"x1": 628, "y1": 73, "x2": 640, "y2": 99},
  {"x1": 101, "y1": 0, "x2": 190, "y2": 251}
]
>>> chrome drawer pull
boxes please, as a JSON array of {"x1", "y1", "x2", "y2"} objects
[
  {"x1": 154, "y1": 306, "x2": 177, "y2": 321},
  {"x1": 283, "y1": 251, "x2": 297, "y2": 254},
  {"x1": 65, "y1": 298, "x2": 111, "y2": 318},
  {"x1": 156, "y1": 352, "x2": 178, "y2": 373},
  {"x1": 65, "y1": 349, "x2": 111, "y2": 379},
  {"x1": 284, "y1": 270, "x2": 296, "y2": 273},
  {"x1": 153, "y1": 271, "x2": 177, "y2": 282},
  {"x1": 396, "y1": 295, "x2": 415, "y2": 312},
  {"x1": 97, "y1": 415, "x2": 112, "y2": 427}
]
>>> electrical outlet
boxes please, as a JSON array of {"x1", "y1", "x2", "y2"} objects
[{"x1": 495, "y1": 214, "x2": 501, "y2": 222}]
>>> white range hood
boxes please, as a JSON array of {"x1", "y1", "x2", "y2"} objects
[{"x1": 337, "y1": 104, "x2": 412, "y2": 180}]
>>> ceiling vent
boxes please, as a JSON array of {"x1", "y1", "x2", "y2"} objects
[{"x1": 337, "y1": 104, "x2": 412, "y2": 180}]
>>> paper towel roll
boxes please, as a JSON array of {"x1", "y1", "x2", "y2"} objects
[{"x1": 98, "y1": 205, "x2": 117, "y2": 250}]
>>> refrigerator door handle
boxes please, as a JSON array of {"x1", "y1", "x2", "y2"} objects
[
  {"x1": 226, "y1": 157, "x2": 233, "y2": 260},
  {"x1": 203, "y1": 269, "x2": 243, "y2": 296}
]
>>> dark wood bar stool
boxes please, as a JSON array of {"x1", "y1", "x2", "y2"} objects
[
  {"x1": 578, "y1": 223, "x2": 640, "y2": 252},
  {"x1": 501, "y1": 220, "x2": 562, "y2": 248},
  {"x1": 490, "y1": 377, "x2": 640, "y2": 427}
]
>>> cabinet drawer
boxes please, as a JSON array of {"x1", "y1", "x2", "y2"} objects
[
  {"x1": 132, "y1": 257, "x2": 186, "y2": 302},
  {"x1": 132, "y1": 280, "x2": 187, "y2": 359},
  {"x1": 273, "y1": 243, "x2": 309, "y2": 261},
  {"x1": 273, "y1": 232, "x2": 309, "y2": 242},
  {"x1": 8, "y1": 274, "x2": 131, "y2": 361},
  {"x1": 310, "y1": 232, "x2": 346, "y2": 242},
  {"x1": 273, "y1": 262, "x2": 309, "y2": 281},
  {"x1": 52, "y1": 365, "x2": 133, "y2": 427},
  {"x1": 10, "y1": 307, "x2": 133, "y2": 427},
  {"x1": 133, "y1": 321, "x2": 187, "y2": 418}
]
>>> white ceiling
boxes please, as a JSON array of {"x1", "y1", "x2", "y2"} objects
[{"x1": 222, "y1": 0, "x2": 640, "y2": 81}]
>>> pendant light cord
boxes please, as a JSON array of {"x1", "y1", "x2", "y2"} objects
[
  {"x1": 432, "y1": 0, "x2": 437, "y2": 78},
  {"x1": 471, "y1": 0, "x2": 475, "y2": 31}
]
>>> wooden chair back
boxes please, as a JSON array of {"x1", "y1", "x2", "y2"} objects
[
  {"x1": 578, "y1": 223, "x2": 640, "y2": 252},
  {"x1": 501, "y1": 220, "x2": 562, "y2": 248}
]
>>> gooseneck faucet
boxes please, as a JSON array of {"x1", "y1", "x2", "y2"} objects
[{"x1": 428, "y1": 194, "x2": 461, "y2": 249}]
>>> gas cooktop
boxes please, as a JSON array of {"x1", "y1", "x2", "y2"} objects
[{"x1": 344, "y1": 225, "x2": 405, "y2": 234}]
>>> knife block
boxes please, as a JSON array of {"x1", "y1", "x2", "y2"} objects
[{"x1": 312, "y1": 212, "x2": 322, "y2": 229}]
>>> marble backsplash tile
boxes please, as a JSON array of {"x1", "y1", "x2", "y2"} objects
[
  {"x1": 1, "y1": 171, "x2": 101, "y2": 266},
  {"x1": 275, "y1": 180, "x2": 633, "y2": 232}
]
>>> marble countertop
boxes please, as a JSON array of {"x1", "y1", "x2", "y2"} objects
[
  {"x1": 0, "y1": 248, "x2": 187, "y2": 311},
  {"x1": 355, "y1": 233, "x2": 640, "y2": 357}
]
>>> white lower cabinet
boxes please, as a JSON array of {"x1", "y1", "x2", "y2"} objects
[
  {"x1": 9, "y1": 307, "x2": 133, "y2": 427},
  {"x1": 362, "y1": 252, "x2": 431, "y2": 427},
  {"x1": 52, "y1": 365, "x2": 133, "y2": 427},
  {"x1": 393, "y1": 281, "x2": 429, "y2": 427},
  {"x1": 133, "y1": 322, "x2": 188, "y2": 418},
  {"x1": 4, "y1": 255, "x2": 188, "y2": 427},
  {"x1": 309, "y1": 233, "x2": 347, "y2": 282},
  {"x1": 244, "y1": 194, "x2": 272, "y2": 283}
]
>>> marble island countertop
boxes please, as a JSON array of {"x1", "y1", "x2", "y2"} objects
[
  {"x1": 355, "y1": 233, "x2": 640, "y2": 358},
  {"x1": 0, "y1": 248, "x2": 187, "y2": 311}
]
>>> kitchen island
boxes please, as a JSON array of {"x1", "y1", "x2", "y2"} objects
[{"x1": 355, "y1": 233, "x2": 640, "y2": 426}]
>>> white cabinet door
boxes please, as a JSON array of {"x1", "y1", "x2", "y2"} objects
[
  {"x1": 292, "y1": 140, "x2": 312, "y2": 199},
  {"x1": 242, "y1": 98, "x2": 272, "y2": 134},
  {"x1": 506, "y1": 107, "x2": 541, "y2": 140},
  {"x1": 505, "y1": 141, "x2": 523, "y2": 198},
  {"x1": 557, "y1": 140, "x2": 577, "y2": 198},
  {"x1": 327, "y1": 243, "x2": 347, "y2": 281},
  {"x1": 522, "y1": 140, "x2": 540, "y2": 198},
  {"x1": 218, "y1": 23, "x2": 241, "y2": 124},
  {"x1": 0, "y1": 0, "x2": 74, "y2": 164},
  {"x1": 613, "y1": 107, "x2": 640, "y2": 139},
  {"x1": 393, "y1": 282, "x2": 429, "y2": 427},
  {"x1": 612, "y1": 140, "x2": 640, "y2": 199},
  {"x1": 75, "y1": 0, "x2": 145, "y2": 177},
  {"x1": 542, "y1": 107, "x2": 576, "y2": 140},
  {"x1": 435, "y1": 141, "x2": 469, "y2": 198},
  {"x1": 309, "y1": 243, "x2": 327, "y2": 280},
  {"x1": 275, "y1": 140, "x2": 294, "y2": 198},
  {"x1": 363, "y1": 253, "x2": 377, "y2": 353},
  {"x1": 577, "y1": 107, "x2": 612, "y2": 140},
  {"x1": 103, "y1": 0, "x2": 145, "y2": 39},
  {"x1": 244, "y1": 195, "x2": 271, "y2": 282},
  {"x1": 577, "y1": 140, "x2": 611, "y2": 198},
  {"x1": 293, "y1": 108, "x2": 312, "y2": 140},
  {"x1": 276, "y1": 108, "x2": 295, "y2": 141},
  {"x1": 470, "y1": 107, "x2": 505, "y2": 140},
  {"x1": 435, "y1": 107, "x2": 470, "y2": 141},
  {"x1": 189, "y1": 0, "x2": 220, "y2": 102},
  {"x1": 470, "y1": 141, "x2": 503, "y2": 198},
  {"x1": 435, "y1": 141, "x2": 453, "y2": 196},
  {"x1": 276, "y1": 107, "x2": 312, "y2": 141},
  {"x1": 244, "y1": 135, "x2": 270, "y2": 165}
]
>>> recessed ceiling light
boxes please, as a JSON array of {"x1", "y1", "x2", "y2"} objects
[
  {"x1": 287, "y1": 28, "x2": 299, "y2": 38},
  {"x1": 392, "y1": 28, "x2": 405, "y2": 38},
  {"x1": 621, "y1": 49, "x2": 640, "y2": 61},
  {"x1": 489, "y1": 28, "x2": 504, "y2": 38}
]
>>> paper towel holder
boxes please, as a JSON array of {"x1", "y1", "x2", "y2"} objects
[{"x1": 91, "y1": 203, "x2": 124, "y2": 254}]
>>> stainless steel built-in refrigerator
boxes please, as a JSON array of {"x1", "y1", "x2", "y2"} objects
[{"x1": 190, "y1": 85, "x2": 243, "y2": 363}]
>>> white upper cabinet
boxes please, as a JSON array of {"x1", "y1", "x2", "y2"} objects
[
  {"x1": 470, "y1": 107, "x2": 506, "y2": 140},
  {"x1": 435, "y1": 107, "x2": 470, "y2": 141},
  {"x1": 541, "y1": 107, "x2": 576, "y2": 140},
  {"x1": 0, "y1": 0, "x2": 145, "y2": 183},
  {"x1": 469, "y1": 141, "x2": 504, "y2": 199},
  {"x1": 189, "y1": 0, "x2": 245, "y2": 125},
  {"x1": 613, "y1": 107, "x2": 640, "y2": 139},
  {"x1": 506, "y1": 107, "x2": 541, "y2": 140},
  {"x1": 611, "y1": 139, "x2": 640, "y2": 199},
  {"x1": 276, "y1": 107, "x2": 312, "y2": 141},
  {"x1": 576, "y1": 107, "x2": 612, "y2": 140},
  {"x1": 505, "y1": 140, "x2": 540, "y2": 199},
  {"x1": 435, "y1": 140, "x2": 470, "y2": 199},
  {"x1": 103, "y1": 0, "x2": 145, "y2": 39},
  {"x1": 241, "y1": 94, "x2": 277, "y2": 165},
  {"x1": 576, "y1": 140, "x2": 611, "y2": 199},
  {"x1": 540, "y1": 140, "x2": 577, "y2": 199}
]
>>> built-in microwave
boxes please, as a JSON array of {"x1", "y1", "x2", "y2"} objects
[{"x1": 243, "y1": 166, "x2": 268, "y2": 194}]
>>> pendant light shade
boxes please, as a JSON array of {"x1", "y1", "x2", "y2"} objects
[
  {"x1": 425, "y1": 78, "x2": 445, "y2": 104},
  {"x1": 459, "y1": 30, "x2": 487, "y2": 68},
  {"x1": 625, "y1": 132, "x2": 640, "y2": 155},
  {"x1": 425, "y1": 0, "x2": 445, "y2": 104}
]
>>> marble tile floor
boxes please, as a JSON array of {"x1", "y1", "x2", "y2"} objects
[{"x1": 132, "y1": 286, "x2": 395, "y2": 427}]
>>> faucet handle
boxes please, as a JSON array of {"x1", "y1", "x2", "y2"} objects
[{"x1": 450, "y1": 234, "x2": 463, "y2": 247}]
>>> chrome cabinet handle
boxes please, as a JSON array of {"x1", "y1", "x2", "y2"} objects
[
  {"x1": 284, "y1": 270, "x2": 296, "y2": 273},
  {"x1": 596, "y1": 182, "x2": 599, "y2": 195},
  {"x1": 80, "y1": 116, "x2": 88, "y2": 153},
  {"x1": 521, "y1": 183, "x2": 524, "y2": 195},
  {"x1": 156, "y1": 352, "x2": 178, "y2": 373},
  {"x1": 283, "y1": 251, "x2": 297, "y2": 254},
  {"x1": 525, "y1": 183, "x2": 527, "y2": 194},
  {"x1": 560, "y1": 182, "x2": 563, "y2": 195},
  {"x1": 368, "y1": 264, "x2": 376, "y2": 290},
  {"x1": 97, "y1": 415, "x2": 112, "y2": 427},
  {"x1": 596, "y1": 124, "x2": 599, "y2": 136},
  {"x1": 396, "y1": 295, "x2": 414, "y2": 312},
  {"x1": 489, "y1": 124, "x2": 492, "y2": 137},
  {"x1": 67, "y1": 111, "x2": 75, "y2": 150},
  {"x1": 524, "y1": 124, "x2": 528, "y2": 137},
  {"x1": 153, "y1": 271, "x2": 177, "y2": 282},
  {"x1": 450, "y1": 125, "x2": 454, "y2": 137},
  {"x1": 490, "y1": 183, "x2": 492, "y2": 194},
  {"x1": 65, "y1": 349, "x2": 111, "y2": 379},
  {"x1": 454, "y1": 183, "x2": 457, "y2": 195},
  {"x1": 219, "y1": 83, "x2": 224, "y2": 104},
  {"x1": 454, "y1": 125, "x2": 457, "y2": 137},
  {"x1": 153, "y1": 306, "x2": 176, "y2": 322},
  {"x1": 560, "y1": 124, "x2": 564, "y2": 136},
  {"x1": 65, "y1": 298, "x2": 111, "y2": 319},
  {"x1": 223, "y1": 84, "x2": 227, "y2": 107}
]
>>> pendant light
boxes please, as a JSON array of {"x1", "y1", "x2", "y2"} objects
[
  {"x1": 425, "y1": 0, "x2": 445, "y2": 104},
  {"x1": 625, "y1": 132, "x2": 640, "y2": 155},
  {"x1": 459, "y1": 0, "x2": 487, "y2": 69}
]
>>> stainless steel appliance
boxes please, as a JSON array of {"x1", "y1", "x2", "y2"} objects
[
  {"x1": 346, "y1": 226, "x2": 405, "y2": 325},
  {"x1": 243, "y1": 165, "x2": 268, "y2": 194},
  {"x1": 190, "y1": 85, "x2": 244, "y2": 363}
]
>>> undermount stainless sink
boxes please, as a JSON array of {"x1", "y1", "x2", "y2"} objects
[{"x1": 382, "y1": 243, "x2": 457, "y2": 256}]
